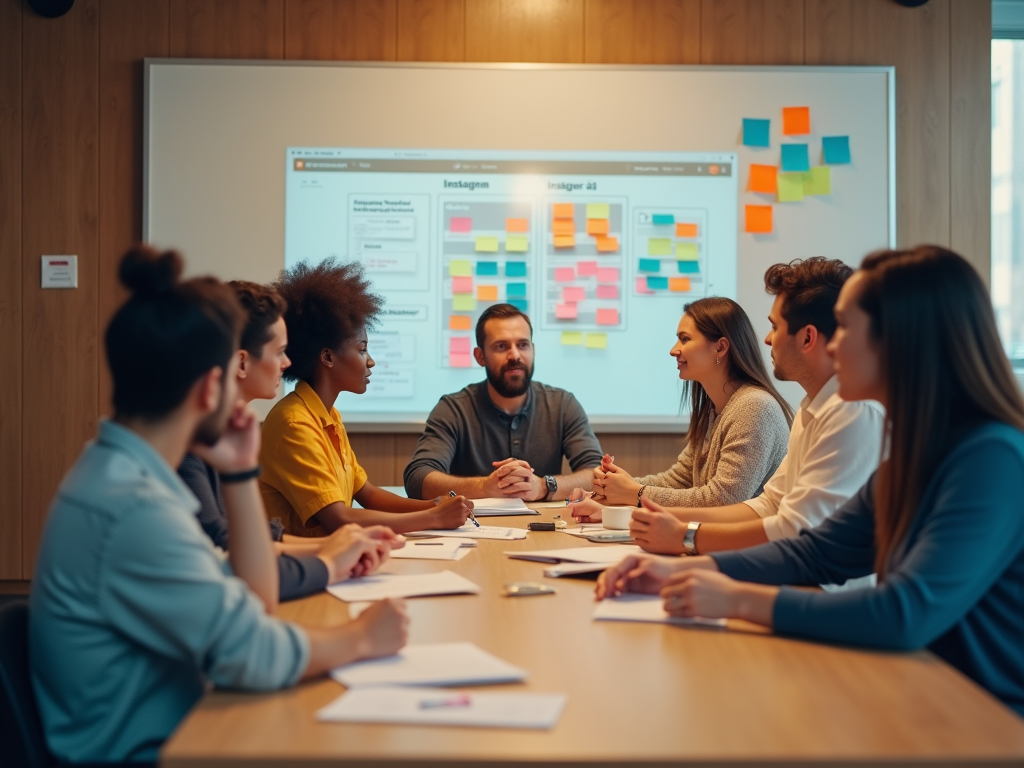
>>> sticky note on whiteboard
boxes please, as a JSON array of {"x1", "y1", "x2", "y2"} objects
[
  {"x1": 822, "y1": 136, "x2": 851, "y2": 165},
  {"x1": 596, "y1": 285, "x2": 619, "y2": 300},
  {"x1": 596, "y1": 308, "x2": 619, "y2": 326},
  {"x1": 475, "y1": 261, "x2": 498, "y2": 276},
  {"x1": 676, "y1": 243, "x2": 699, "y2": 261},
  {"x1": 782, "y1": 106, "x2": 810, "y2": 135},
  {"x1": 586, "y1": 219, "x2": 609, "y2": 236},
  {"x1": 638, "y1": 258, "x2": 662, "y2": 273},
  {"x1": 803, "y1": 166, "x2": 832, "y2": 196},
  {"x1": 449, "y1": 337, "x2": 471, "y2": 354},
  {"x1": 669, "y1": 277, "x2": 692, "y2": 292},
  {"x1": 745, "y1": 205, "x2": 773, "y2": 234},
  {"x1": 553, "y1": 203, "x2": 575, "y2": 219},
  {"x1": 577, "y1": 260, "x2": 598, "y2": 277},
  {"x1": 475, "y1": 236, "x2": 499, "y2": 252},
  {"x1": 452, "y1": 277, "x2": 473, "y2": 294},
  {"x1": 586, "y1": 203, "x2": 610, "y2": 219},
  {"x1": 742, "y1": 118, "x2": 771, "y2": 147},
  {"x1": 777, "y1": 172, "x2": 805, "y2": 202},
  {"x1": 675, "y1": 223, "x2": 699, "y2": 238},
  {"x1": 596, "y1": 267, "x2": 619, "y2": 283},
  {"x1": 748, "y1": 164, "x2": 778, "y2": 195},
  {"x1": 635, "y1": 276, "x2": 654, "y2": 294},
  {"x1": 449, "y1": 260, "x2": 472, "y2": 277},
  {"x1": 449, "y1": 315, "x2": 472, "y2": 331},
  {"x1": 780, "y1": 144, "x2": 810, "y2": 173},
  {"x1": 585, "y1": 333, "x2": 608, "y2": 349},
  {"x1": 450, "y1": 217, "x2": 472, "y2": 233},
  {"x1": 506, "y1": 217, "x2": 529, "y2": 232},
  {"x1": 561, "y1": 331, "x2": 583, "y2": 346},
  {"x1": 505, "y1": 261, "x2": 527, "y2": 277},
  {"x1": 555, "y1": 303, "x2": 578, "y2": 320},
  {"x1": 505, "y1": 236, "x2": 529, "y2": 253},
  {"x1": 595, "y1": 236, "x2": 619, "y2": 253},
  {"x1": 452, "y1": 295, "x2": 477, "y2": 311},
  {"x1": 563, "y1": 286, "x2": 586, "y2": 303},
  {"x1": 647, "y1": 239, "x2": 672, "y2": 256},
  {"x1": 506, "y1": 282, "x2": 528, "y2": 299},
  {"x1": 554, "y1": 235, "x2": 576, "y2": 249},
  {"x1": 554, "y1": 267, "x2": 575, "y2": 282},
  {"x1": 449, "y1": 353, "x2": 474, "y2": 368},
  {"x1": 477, "y1": 285, "x2": 499, "y2": 301}
]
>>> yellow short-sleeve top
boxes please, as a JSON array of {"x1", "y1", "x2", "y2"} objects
[{"x1": 259, "y1": 380, "x2": 368, "y2": 537}]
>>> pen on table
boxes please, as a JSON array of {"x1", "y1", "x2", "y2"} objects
[
  {"x1": 419, "y1": 694, "x2": 471, "y2": 709},
  {"x1": 413, "y1": 542, "x2": 444, "y2": 546},
  {"x1": 453, "y1": 488, "x2": 481, "y2": 528}
]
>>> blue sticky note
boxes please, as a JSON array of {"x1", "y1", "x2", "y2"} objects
[
  {"x1": 677, "y1": 261, "x2": 700, "y2": 274},
  {"x1": 506, "y1": 282, "x2": 527, "y2": 299},
  {"x1": 646, "y1": 276, "x2": 669, "y2": 291},
  {"x1": 638, "y1": 258, "x2": 662, "y2": 273},
  {"x1": 743, "y1": 118, "x2": 771, "y2": 148},
  {"x1": 508, "y1": 299, "x2": 529, "y2": 313},
  {"x1": 476, "y1": 261, "x2": 498, "y2": 276},
  {"x1": 651, "y1": 214, "x2": 675, "y2": 225},
  {"x1": 505, "y1": 261, "x2": 527, "y2": 277},
  {"x1": 780, "y1": 143, "x2": 810, "y2": 173},
  {"x1": 822, "y1": 135, "x2": 851, "y2": 165}
]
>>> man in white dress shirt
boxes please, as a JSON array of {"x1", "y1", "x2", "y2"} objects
[{"x1": 613, "y1": 258, "x2": 884, "y2": 571}]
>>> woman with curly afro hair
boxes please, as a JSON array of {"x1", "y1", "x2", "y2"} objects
[{"x1": 258, "y1": 258, "x2": 474, "y2": 537}]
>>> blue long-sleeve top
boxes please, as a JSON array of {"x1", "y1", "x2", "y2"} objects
[{"x1": 712, "y1": 422, "x2": 1024, "y2": 716}]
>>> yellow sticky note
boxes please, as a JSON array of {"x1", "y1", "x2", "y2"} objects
[
  {"x1": 586, "y1": 203, "x2": 610, "y2": 219},
  {"x1": 648, "y1": 238, "x2": 672, "y2": 256},
  {"x1": 452, "y1": 295, "x2": 477, "y2": 311},
  {"x1": 554, "y1": 234, "x2": 576, "y2": 249},
  {"x1": 475, "y1": 236, "x2": 499, "y2": 252},
  {"x1": 676, "y1": 243, "x2": 699, "y2": 261},
  {"x1": 449, "y1": 260, "x2": 472, "y2": 277},
  {"x1": 584, "y1": 333, "x2": 608, "y2": 349},
  {"x1": 477, "y1": 285, "x2": 498, "y2": 301},
  {"x1": 561, "y1": 331, "x2": 583, "y2": 346},
  {"x1": 803, "y1": 166, "x2": 832, "y2": 196},
  {"x1": 777, "y1": 173, "x2": 805, "y2": 202},
  {"x1": 506, "y1": 236, "x2": 529, "y2": 252}
]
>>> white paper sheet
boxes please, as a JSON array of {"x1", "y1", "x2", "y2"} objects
[
  {"x1": 593, "y1": 593, "x2": 726, "y2": 628},
  {"x1": 561, "y1": 526, "x2": 634, "y2": 543},
  {"x1": 405, "y1": 525, "x2": 528, "y2": 540},
  {"x1": 326, "y1": 570, "x2": 481, "y2": 602},
  {"x1": 316, "y1": 686, "x2": 566, "y2": 729},
  {"x1": 390, "y1": 538, "x2": 474, "y2": 561},
  {"x1": 506, "y1": 545, "x2": 641, "y2": 564},
  {"x1": 543, "y1": 562, "x2": 609, "y2": 578},
  {"x1": 470, "y1": 497, "x2": 540, "y2": 517},
  {"x1": 330, "y1": 642, "x2": 527, "y2": 688}
]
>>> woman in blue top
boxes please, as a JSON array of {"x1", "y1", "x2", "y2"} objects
[{"x1": 597, "y1": 245, "x2": 1024, "y2": 715}]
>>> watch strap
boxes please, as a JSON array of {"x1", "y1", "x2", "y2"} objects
[{"x1": 682, "y1": 521, "x2": 701, "y2": 556}]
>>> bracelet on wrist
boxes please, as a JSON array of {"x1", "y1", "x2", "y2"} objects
[
  {"x1": 636, "y1": 485, "x2": 647, "y2": 508},
  {"x1": 219, "y1": 466, "x2": 261, "y2": 484}
]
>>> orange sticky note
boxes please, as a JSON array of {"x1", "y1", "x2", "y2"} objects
[
  {"x1": 554, "y1": 234, "x2": 576, "y2": 249},
  {"x1": 553, "y1": 203, "x2": 575, "y2": 219},
  {"x1": 669, "y1": 277, "x2": 692, "y2": 292},
  {"x1": 675, "y1": 223, "x2": 698, "y2": 238},
  {"x1": 596, "y1": 308, "x2": 619, "y2": 326},
  {"x1": 595, "y1": 236, "x2": 619, "y2": 252},
  {"x1": 586, "y1": 219, "x2": 609, "y2": 236},
  {"x1": 745, "y1": 205, "x2": 773, "y2": 234},
  {"x1": 449, "y1": 315, "x2": 472, "y2": 331},
  {"x1": 552, "y1": 219, "x2": 575, "y2": 236},
  {"x1": 748, "y1": 164, "x2": 778, "y2": 194},
  {"x1": 506, "y1": 218, "x2": 528, "y2": 233},
  {"x1": 782, "y1": 106, "x2": 810, "y2": 135},
  {"x1": 477, "y1": 285, "x2": 498, "y2": 301}
]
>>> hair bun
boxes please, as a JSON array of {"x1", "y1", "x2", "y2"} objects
[{"x1": 119, "y1": 244, "x2": 183, "y2": 297}]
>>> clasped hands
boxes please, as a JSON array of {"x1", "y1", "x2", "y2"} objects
[
  {"x1": 487, "y1": 457, "x2": 546, "y2": 501},
  {"x1": 316, "y1": 524, "x2": 404, "y2": 585}
]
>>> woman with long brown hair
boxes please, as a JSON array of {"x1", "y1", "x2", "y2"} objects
[
  {"x1": 597, "y1": 245, "x2": 1024, "y2": 715},
  {"x1": 572, "y1": 297, "x2": 793, "y2": 518}
]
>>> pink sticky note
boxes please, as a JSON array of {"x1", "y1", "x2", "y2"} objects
[
  {"x1": 577, "y1": 260, "x2": 598, "y2": 277},
  {"x1": 450, "y1": 217, "x2": 472, "y2": 233},
  {"x1": 554, "y1": 267, "x2": 575, "y2": 282},
  {"x1": 563, "y1": 286, "x2": 586, "y2": 303},
  {"x1": 555, "y1": 303, "x2": 578, "y2": 320},
  {"x1": 596, "y1": 285, "x2": 619, "y2": 300},
  {"x1": 452, "y1": 277, "x2": 473, "y2": 294},
  {"x1": 636, "y1": 276, "x2": 654, "y2": 294},
  {"x1": 449, "y1": 337, "x2": 471, "y2": 354},
  {"x1": 449, "y1": 353, "x2": 474, "y2": 368},
  {"x1": 596, "y1": 267, "x2": 619, "y2": 283},
  {"x1": 596, "y1": 308, "x2": 619, "y2": 326}
]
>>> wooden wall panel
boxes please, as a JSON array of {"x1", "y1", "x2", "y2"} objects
[
  {"x1": 585, "y1": 0, "x2": 701, "y2": 64},
  {"x1": 99, "y1": 0, "x2": 170, "y2": 417},
  {"x1": 700, "y1": 0, "x2": 804, "y2": 65},
  {"x1": 169, "y1": 0, "x2": 284, "y2": 59},
  {"x1": 285, "y1": 0, "x2": 397, "y2": 60},
  {"x1": 396, "y1": 0, "x2": 465, "y2": 61},
  {"x1": 805, "y1": 0, "x2": 951, "y2": 248},
  {"x1": 465, "y1": 0, "x2": 585, "y2": 63},
  {"x1": 22, "y1": 1, "x2": 101, "y2": 576},
  {"x1": 0, "y1": 0, "x2": 23, "y2": 579}
]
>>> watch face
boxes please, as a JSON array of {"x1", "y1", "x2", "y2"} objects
[{"x1": 545, "y1": 475, "x2": 558, "y2": 493}]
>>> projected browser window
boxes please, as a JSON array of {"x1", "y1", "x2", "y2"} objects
[{"x1": 284, "y1": 149, "x2": 737, "y2": 422}]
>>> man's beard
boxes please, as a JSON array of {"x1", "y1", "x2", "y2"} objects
[
  {"x1": 193, "y1": 386, "x2": 232, "y2": 447},
  {"x1": 487, "y1": 360, "x2": 533, "y2": 398}
]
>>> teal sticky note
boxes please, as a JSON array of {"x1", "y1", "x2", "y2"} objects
[
  {"x1": 508, "y1": 299, "x2": 528, "y2": 313},
  {"x1": 638, "y1": 258, "x2": 662, "y2": 273},
  {"x1": 647, "y1": 276, "x2": 669, "y2": 290},
  {"x1": 505, "y1": 261, "x2": 527, "y2": 277},
  {"x1": 781, "y1": 144, "x2": 810, "y2": 173},
  {"x1": 506, "y1": 282, "x2": 527, "y2": 299},
  {"x1": 822, "y1": 136, "x2": 851, "y2": 165},
  {"x1": 677, "y1": 261, "x2": 700, "y2": 274},
  {"x1": 476, "y1": 261, "x2": 498, "y2": 276},
  {"x1": 743, "y1": 118, "x2": 770, "y2": 148},
  {"x1": 652, "y1": 214, "x2": 674, "y2": 225}
]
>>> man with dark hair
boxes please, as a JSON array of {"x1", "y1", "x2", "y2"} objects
[
  {"x1": 404, "y1": 303, "x2": 603, "y2": 501},
  {"x1": 591, "y1": 258, "x2": 883, "y2": 578}
]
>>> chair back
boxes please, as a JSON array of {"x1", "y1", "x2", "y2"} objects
[{"x1": 0, "y1": 601, "x2": 54, "y2": 768}]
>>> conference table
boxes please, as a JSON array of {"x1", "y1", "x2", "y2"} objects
[{"x1": 161, "y1": 508, "x2": 1024, "y2": 768}]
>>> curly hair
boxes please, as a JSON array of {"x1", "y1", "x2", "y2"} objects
[
  {"x1": 230, "y1": 280, "x2": 287, "y2": 358},
  {"x1": 764, "y1": 257, "x2": 853, "y2": 340},
  {"x1": 273, "y1": 258, "x2": 383, "y2": 384}
]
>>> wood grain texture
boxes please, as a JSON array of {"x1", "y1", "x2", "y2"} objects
[
  {"x1": 805, "y1": 0, "x2": 951, "y2": 248},
  {"x1": 22, "y1": 0, "x2": 101, "y2": 577},
  {"x1": 700, "y1": 0, "x2": 804, "y2": 65},
  {"x1": 595, "y1": 432, "x2": 684, "y2": 478},
  {"x1": 284, "y1": 0, "x2": 397, "y2": 60},
  {"x1": 169, "y1": 0, "x2": 284, "y2": 59},
  {"x1": 0, "y1": 0, "x2": 23, "y2": 579},
  {"x1": 396, "y1": 0, "x2": 465, "y2": 61},
  {"x1": 466, "y1": 0, "x2": 585, "y2": 63},
  {"x1": 950, "y1": 0, "x2": 992, "y2": 281},
  {"x1": 585, "y1": 0, "x2": 700, "y2": 64},
  {"x1": 99, "y1": 0, "x2": 169, "y2": 417}
]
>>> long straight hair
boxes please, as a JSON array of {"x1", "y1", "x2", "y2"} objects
[
  {"x1": 681, "y1": 297, "x2": 795, "y2": 460},
  {"x1": 858, "y1": 246, "x2": 1024, "y2": 576}
]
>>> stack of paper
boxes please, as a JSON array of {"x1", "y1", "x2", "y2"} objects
[
  {"x1": 593, "y1": 593, "x2": 726, "y2": 628},
  {"x1": 327, "y1": 570, "x2": 481, "y2": 602},
  {"x1": 390, "y1": 538, "x2": 475, "y2": 561},
  {"x1": 470, "y1": 497, "x2": 539, "y2": 517},
  {"x1": 405, "y1": 525, "x2": 528, "y2": 540},
  {"x1": 331, "y1": 642, "x2": 527, "y2": 688},
  {"x1": 505, "y1": 545, "x2": 640, "y2": 564}
]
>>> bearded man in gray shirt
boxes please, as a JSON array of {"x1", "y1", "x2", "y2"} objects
[{"x1": 404, "y1": 304, "x2": 603, "y2": 501}]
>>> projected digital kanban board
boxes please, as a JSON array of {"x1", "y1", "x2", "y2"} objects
[{"x1": 284, "y1": 149, "x2": 737, "y2": 421}]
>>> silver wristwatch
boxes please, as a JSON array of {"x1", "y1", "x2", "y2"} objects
[
  {"x1": 682, "y1": 521, "x2": 701, "y2": 556},
  {"x1": 544, "y1": 475, "x2": 558, "y2": 500}
]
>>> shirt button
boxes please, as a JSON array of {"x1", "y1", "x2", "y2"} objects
[{"x1": 511, "y1": 418, "x2": 520, "y2": 430}]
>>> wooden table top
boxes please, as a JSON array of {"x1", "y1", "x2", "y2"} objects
[{"x1": 161, "y1": 510, "x2": 1024, "y2": 767}]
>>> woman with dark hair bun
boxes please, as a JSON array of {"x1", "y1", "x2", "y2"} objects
[{"x1": 597, "y1": 245, "x2": 1024, "y2": 716}]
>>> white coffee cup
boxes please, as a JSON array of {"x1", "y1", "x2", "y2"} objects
[{"x1": 602, "y1": 506, "x2": 634, "y2": 530}]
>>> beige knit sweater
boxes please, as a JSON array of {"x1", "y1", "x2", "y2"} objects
[{"x1": 634, "y1": 383, "x2": 790, "y2": 508}]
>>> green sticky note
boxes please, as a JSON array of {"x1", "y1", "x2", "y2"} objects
[
  {"x1": 586, "y1": 203, "x2": 610, "y2": 219},
  {"x1": 505, "y1": 236, "x2": 528, "y2": 253},
  {"x1": 676, "y1": 243, "x2": 699, "y2": 262},
  {"x1": 648, "y1": 238, "x2": 672, "y2": 256},
  {"x1": 803, "y1": 166, "x2": 832, "y2": 196},
  {"x1": 452, "y1": 295, "x2": 477, "y2": 311},
  {"x1": 561, "y1": 331, "x2": 583, "y2": 346},
  {"x1": 449, "y1": 260, "x2": 472, "y2": 277},
  {"x1": 585, "y1": 333, "x2": 608, "y2": 349},
  {"x1": 475, "y1": 236, "x2": 499, "y2": 252},
  {"x1": 777, "y1": 172, "x2": 805, "y2": 202}
]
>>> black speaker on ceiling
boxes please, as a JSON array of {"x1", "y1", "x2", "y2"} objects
[
  {"x1": 892, "y1": 0, "x2": 930, "y2": 6},
  {"x1": 27, "y1": 0, "x2": 75, "y2": 18}
]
